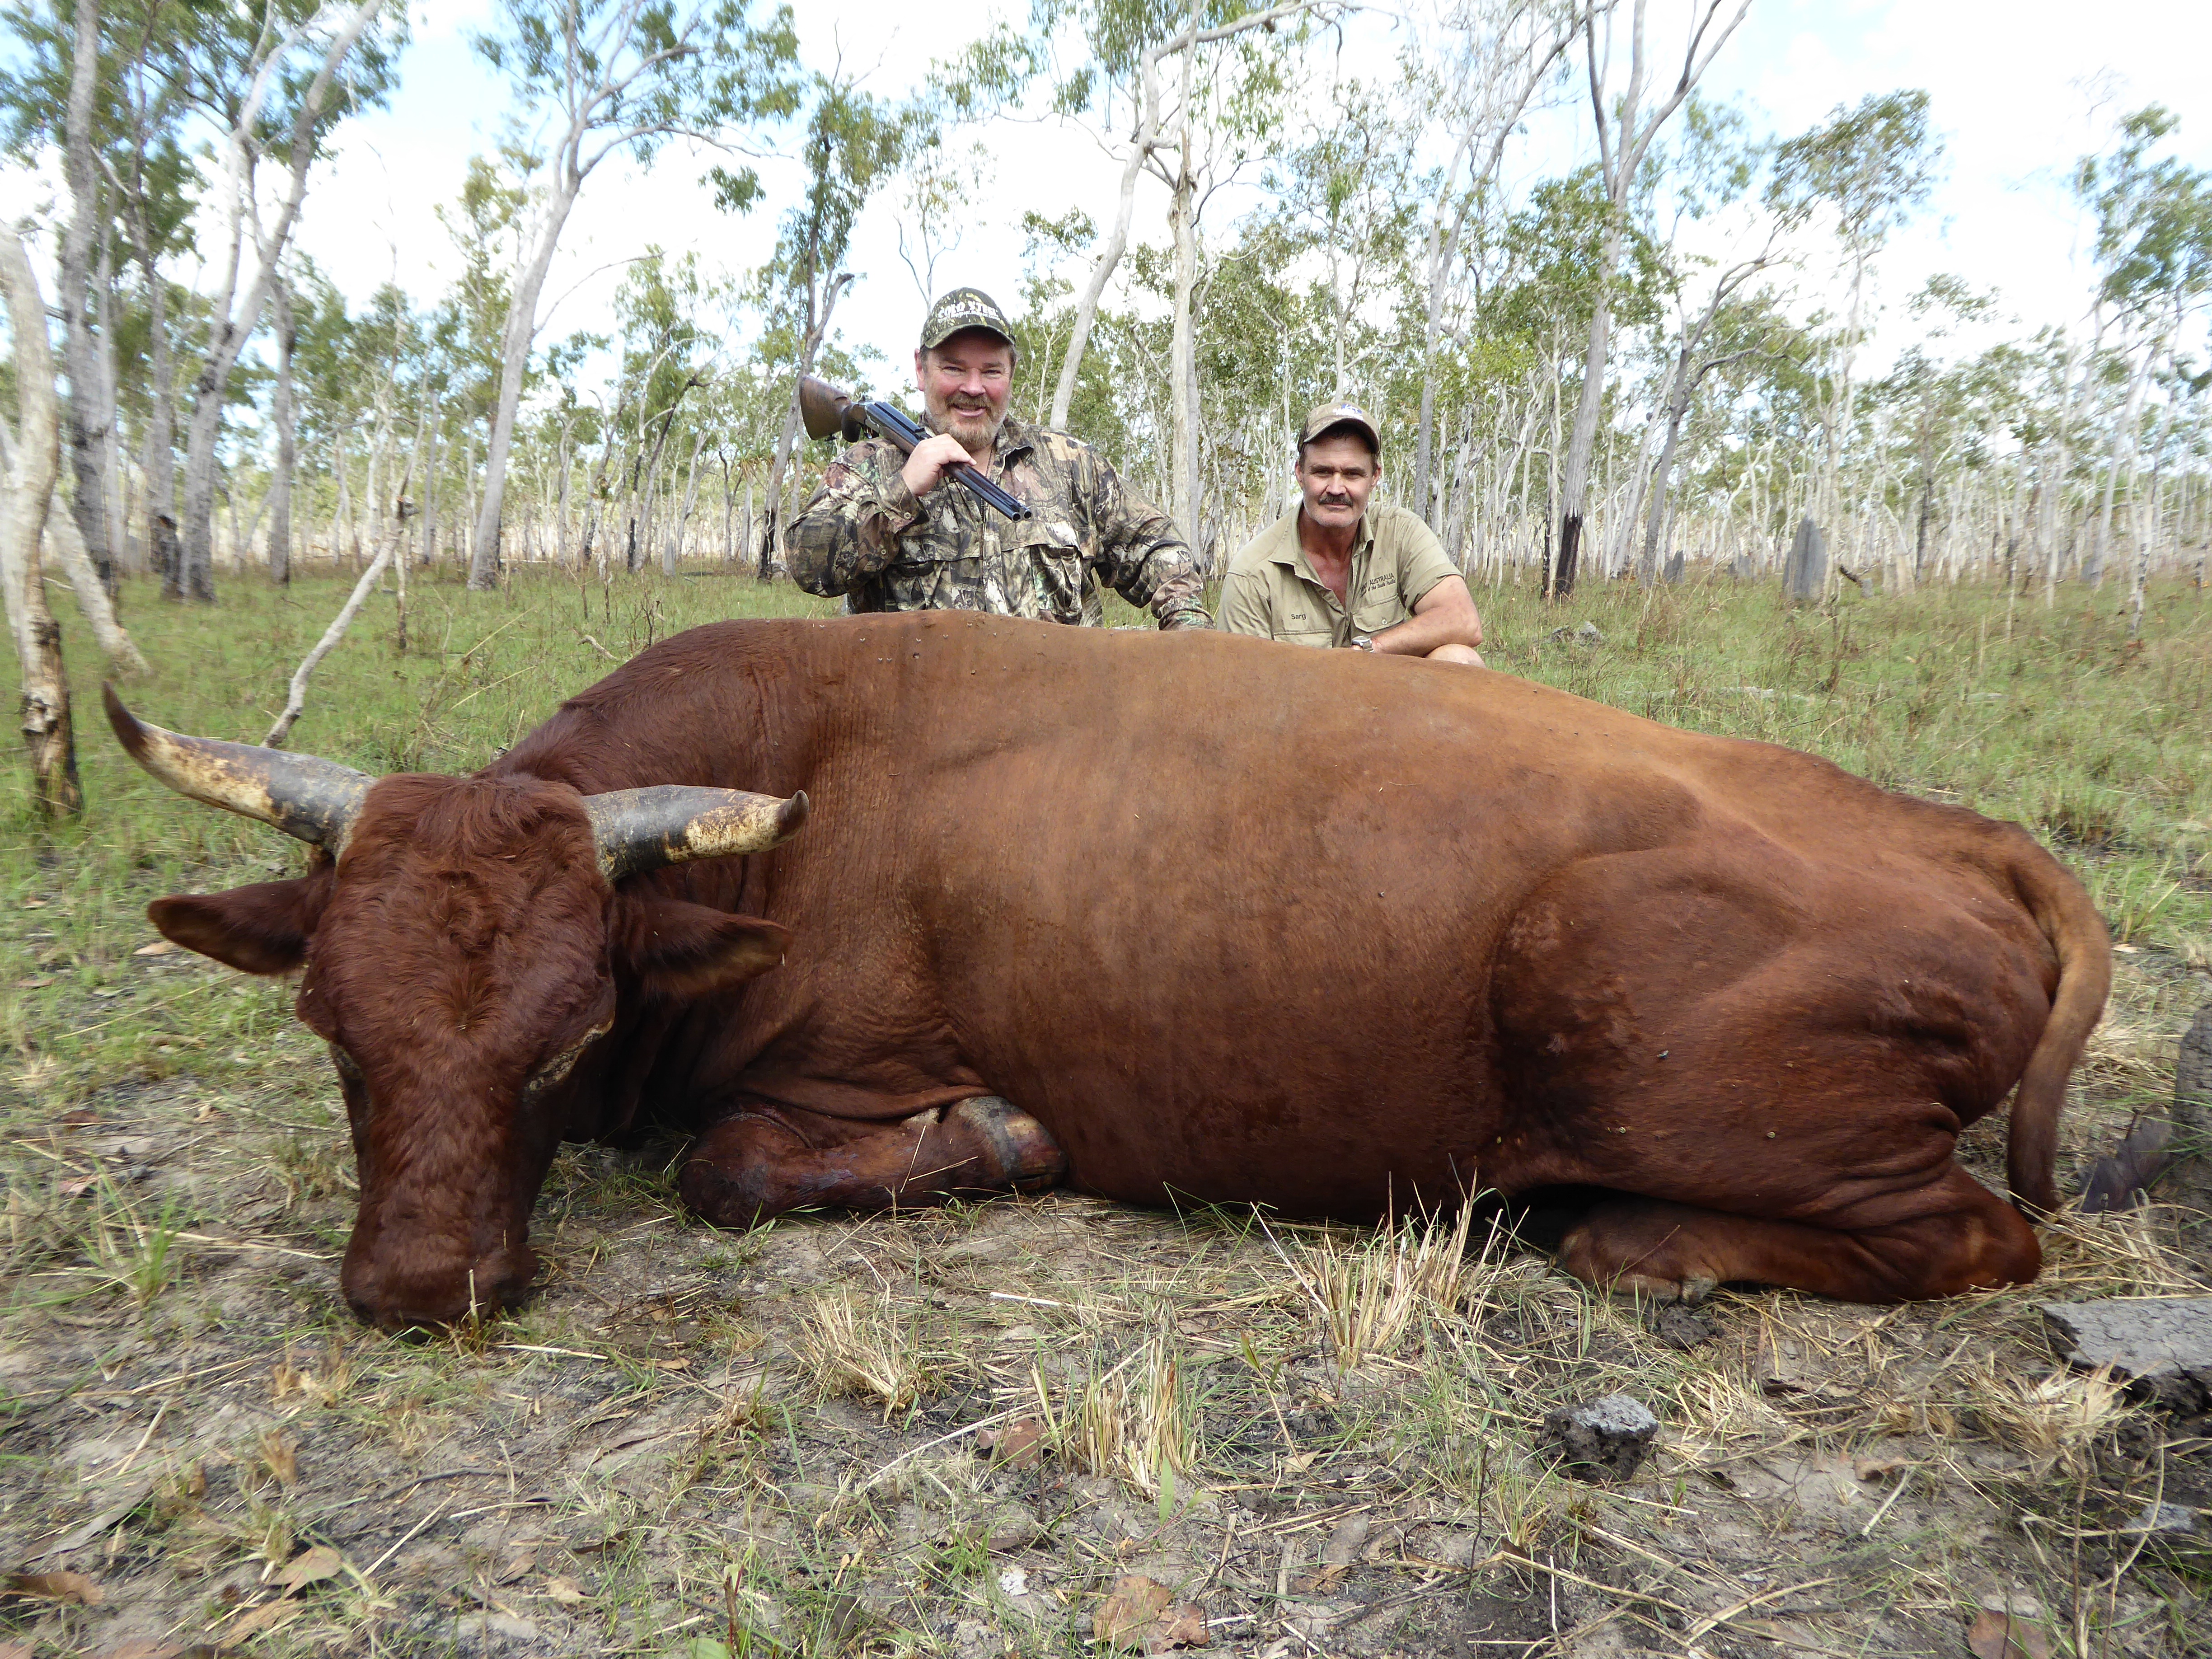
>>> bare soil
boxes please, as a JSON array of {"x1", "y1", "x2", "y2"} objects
[{"x1": 2, "y1": 940, "x2": 2208, "y2": 1659}]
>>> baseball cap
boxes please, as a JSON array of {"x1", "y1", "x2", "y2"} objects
[
  {"x1": 921, "y1": 287, "x2": 1017, "y2": 351},
  {"x1": 1298, "y1": 400, "x2": 1382, "y2": 453}
]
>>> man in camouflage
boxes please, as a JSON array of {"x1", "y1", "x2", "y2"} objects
[{"x1": 785, "y1": 287, "x2": 1209, "y2": 630}]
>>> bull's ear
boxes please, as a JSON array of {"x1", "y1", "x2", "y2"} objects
[
  {"x1": 617, "y1": 898, "x2": 792, "y2": 1000},
  {"x1": 149, "y1": 877, "x2": 325, "y2": 975}
]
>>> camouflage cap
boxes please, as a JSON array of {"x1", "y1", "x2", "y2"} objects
[
  {"x1": 921, "y1": 286, "x2": 1017, "y2": 351},
  {"x1": 1298, "y1": 400, "x2": 1382, "y2": 454}
]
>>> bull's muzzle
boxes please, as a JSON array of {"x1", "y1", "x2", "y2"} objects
[{"x1": 341, "y1": 1233, "x2": 538, "y2": 1331}]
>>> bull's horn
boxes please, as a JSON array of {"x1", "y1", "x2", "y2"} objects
[
  {"x1": 583, "y1": 785, "x2": 810, "y2": 882},
  {"x1": 104, "y1": 684, "x2": 371, "y2": 855}
]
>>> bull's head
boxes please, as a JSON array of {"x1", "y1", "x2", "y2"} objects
[{"x1": 106, "y1": 688, "x2": 807, "y2": 1330}]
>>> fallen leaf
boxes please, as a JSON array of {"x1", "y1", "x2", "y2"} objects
[
  {"x1": 12, "y1": 977, "x2": 52, "y2": 989},
  {"x1": 132, "y1": 940, "x2": 177, "y2": 956},
  {"x1": 220, "y1": 1600, "x2": 301, "y2": 1648},
  {"x1": 976, "y1": 1417, "x2": 1044, "y2": 1469},
  {"x1": 1282, "y1": 1450, "x2": 1319, "y2": 1473},
  {"x1": 1155, "y1": 1602, "x2": 1210, "y2": 1650},
  {"x1": 259, "y1": 1431, "x2": 297, "y2": 1488},
  {"x1": 1094, "y1": 1575, "x2": 1172, "y2": 1648},
  {"x1": 1969, "y1": 1609, "x2": 2051, "y2": 1659},
  {"x1": 5, "y1": 1570, "x2": 103, "y2": 1605},
  {"x1": 272, "y1": 1545, "x2": 342, "y2": 1591},
  {"x1": 544, "y1": 1576, "x2": 586, "y2": 1607}
]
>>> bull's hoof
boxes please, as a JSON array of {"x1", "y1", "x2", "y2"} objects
[
  {"x1": 951, "y1": 1095, "x2": 1067, "y2": 1193},
  {"x1": 1559, "y1": 1216, "x2": 1720, "y2": 1304}
]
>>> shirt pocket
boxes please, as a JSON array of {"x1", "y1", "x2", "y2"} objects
[
  {"x1": 1352, "y1": 582, "x2": 1410, "y2": 638},
  {"x1": 1010, "y1": 520, "x2": 1088, "y2": 624}
]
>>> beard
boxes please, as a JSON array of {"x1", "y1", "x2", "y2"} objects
[{"x1": 929, "y1": 398, "x2": 1007, "y2": 453}]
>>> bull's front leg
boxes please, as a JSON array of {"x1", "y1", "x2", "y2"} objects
[{"x1": 677, "y1": 1097, "x2": 1067, "y2": 1228}]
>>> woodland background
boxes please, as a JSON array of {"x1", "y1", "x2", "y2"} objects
[{"x1": 3, "y1": 0, "x2": 2211, "y2": 666}]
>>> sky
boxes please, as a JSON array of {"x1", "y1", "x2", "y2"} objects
[{"x1": 11, "y1": 0, "x2": 2212, "y2": 399}]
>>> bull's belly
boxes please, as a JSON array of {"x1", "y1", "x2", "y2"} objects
[{"x1": 1019, "y1": 1082, "x2": 1499, "y2": 1223}]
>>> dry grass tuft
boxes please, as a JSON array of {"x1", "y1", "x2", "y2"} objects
[
  {"x1": 1278, "y1": 1204, "x2": 1490, "y2": 1369},
  {"x1": 1038, "y1": 1331, "x2": 1192, "y2": 1500},
  {"x1": 793, "y1": 1290, "x2": 935, "y2": 1418},
  {"x1": 1961, "y1": 1360, "x2": 2132, "y2": 1476},
  {"x1": 2033, "y1": 1204, "x2": 2210, "y2": 1298}
]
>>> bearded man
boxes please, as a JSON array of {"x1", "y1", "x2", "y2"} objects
[{"x1": 785, "y1": 287, "x2": 1209, "y2": 630}]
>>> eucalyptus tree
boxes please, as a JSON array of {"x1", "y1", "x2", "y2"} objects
[
  {"x1": 463, "y1": 0, "x2": 802, "y2": 590},
  {"x1": 754, "y1": 70, "x2": 920, "y2": 577},
  {"x1": 168, "y1": 0, "x2": 401, "y2": 602},
  {"x1": 1631, "y1": 98, "x2": 1789, "y2": 586},
  {"x1": 1765, "y1": 90, "x2": 1941, "y2": 536},
  {"x1": 2069, "y1": 106, "x2": 2212, "y2": 586},
  {"x1": 0, "y1": 0, "x2": 180, "y2": 589},
  {"x1": 0, "y1": 229, "x2": 79, "y2": 816},
  {"x1": 1408, "y1": 0, "x2": 1582, "y2": 522},
  {"x1": 1265, "y1": 78, "x2": 1420, "y2": 403},
  {"x1": 1026, "y1": 0, "x2": 1324, "y2": 538},
  {"x1": 1552, "y1": 0, "x2": 1747, "y2": 597}
]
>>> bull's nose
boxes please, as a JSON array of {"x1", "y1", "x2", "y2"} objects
[{"x1": 343, "y1": 1248, "x2": 536, "y2": 1330}]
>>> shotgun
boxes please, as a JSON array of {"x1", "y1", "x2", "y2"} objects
[{"x1": 797, "y1": 375, "x2": 1032, "y2": 522}]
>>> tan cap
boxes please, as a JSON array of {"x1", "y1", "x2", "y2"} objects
[
  {"x1": 1298, "y1": 400, "x2": 1382, "y2": 452},
  {"x1": 921, "y1": 286, "x2": 1016, "y2": 351}
]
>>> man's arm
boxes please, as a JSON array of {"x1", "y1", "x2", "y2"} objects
[
  {"x1": 1080, "y1": 449, "x2": 1210, "y2": 630},
  {"x1": 784, "y1": 440, "x2": 924, "y2": 597},
  {"x1": 1372, "y1": 574, "x2": 1485, "y2": 657}
]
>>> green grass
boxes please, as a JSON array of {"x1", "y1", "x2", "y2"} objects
[{"x1": 0, "y1": 560, "x2": 2205, "y2": 1112}]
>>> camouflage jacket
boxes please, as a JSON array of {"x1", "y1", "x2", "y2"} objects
[{"x1": 784, "y1": 416, "x2": 1210, "y2": 630}]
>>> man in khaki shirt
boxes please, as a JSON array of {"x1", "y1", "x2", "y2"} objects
[{"x1": 1218, "y1": 402, "x2": 1485, "y2": 665}]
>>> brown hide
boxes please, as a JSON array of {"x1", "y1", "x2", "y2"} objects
[{"x1": 145, "y1": 613, "x2": 2109, "y2": 1319}]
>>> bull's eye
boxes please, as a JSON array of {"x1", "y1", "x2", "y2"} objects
[
  {"x1": 526, "y1": 1020, "x2": 611, "y2": 1094},
  {"x1": 328, "y1": 1044, "x2": 364, "y2": 1084}
]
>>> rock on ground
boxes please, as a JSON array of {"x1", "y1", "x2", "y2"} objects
[{"x1": 2042, "y1": 1297, "x2": 2212, "y2": 1415}]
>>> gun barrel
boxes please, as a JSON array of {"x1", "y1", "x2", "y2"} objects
[{"x1": 796, "y1": 375, "x2": 1031, "y2": 521}]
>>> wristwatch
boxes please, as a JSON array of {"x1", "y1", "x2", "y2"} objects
[{"x1": 1348, "y1": 634, "x2": 1376, "y2": 652}]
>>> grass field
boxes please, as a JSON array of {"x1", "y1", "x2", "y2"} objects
[{"x1": 0, "y1": 564, "x2": 2207, "y2": 1659}]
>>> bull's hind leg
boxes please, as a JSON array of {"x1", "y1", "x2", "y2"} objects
[
  {"x1": 678, "y1": 1097, "x2": 1067, "y2": 1229},
  {"x1": 1556, "y1": 1166, "x2": 2041, "y2": 1304}
]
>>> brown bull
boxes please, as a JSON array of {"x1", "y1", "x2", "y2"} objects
[{"x1": 111, "y1": 613, "x2": 2109, "y2": 1327}]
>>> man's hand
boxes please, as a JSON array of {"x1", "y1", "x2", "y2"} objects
[{"x1": 900, "y1": 433, "x2": 974, "y2": 500}]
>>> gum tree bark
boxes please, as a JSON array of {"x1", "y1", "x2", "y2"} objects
[
  {"x1": 60, "y1": 0, "x2": 115, "y2": 594},
  {"x1": 268, "y1": 275, "x2": 298, "y2": 584},
  {"x1": 0, "y1": 230, "x2": 83, "y2": 817}
]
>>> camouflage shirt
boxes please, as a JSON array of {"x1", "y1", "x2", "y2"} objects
[{"x1": 785, "y1": 416, "x2": 1210, "y2": 630}]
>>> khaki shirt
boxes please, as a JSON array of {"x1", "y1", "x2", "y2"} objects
[
  {"x1": 784, "y1": 416, "x2": 1209, "y2": 630},
  {"x1": 1217, "y1": 504, "x2": 1458, "y2": 647}
]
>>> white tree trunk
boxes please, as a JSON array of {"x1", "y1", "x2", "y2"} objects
[
  {"x1": 0, "y1": 230, "x2": 82, "y2": 816},
  {"x1": 469, "y1": 170, "x2": 583, "y2": 590}
]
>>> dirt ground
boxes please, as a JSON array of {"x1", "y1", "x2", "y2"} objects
[{"x1": 2, "y1": 928, "x2": 2208, "y2": 1659}]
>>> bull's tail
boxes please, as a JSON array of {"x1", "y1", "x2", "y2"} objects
[{"x1": 2004, "y1": 834, "x2": 2113, "y2": 1217}]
